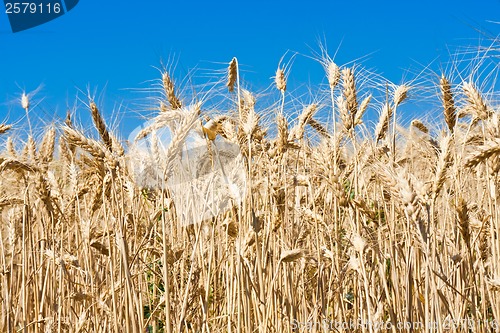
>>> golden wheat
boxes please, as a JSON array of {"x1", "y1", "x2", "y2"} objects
[{"x1": 1, "y1": 52, "x2": 499, "y2": 333}]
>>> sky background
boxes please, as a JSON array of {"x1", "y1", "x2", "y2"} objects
[{"x1": 0, "y1": 0, "x2": 499, "y2": 137}]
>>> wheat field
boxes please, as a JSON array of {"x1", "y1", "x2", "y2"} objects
[{"x1": 0, "y1": 52, "x2": 500, "y2": 333}]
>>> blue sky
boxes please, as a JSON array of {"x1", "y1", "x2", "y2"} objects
[{"x1": 0, "y1": 0, "x2": 499, "y2": 136}]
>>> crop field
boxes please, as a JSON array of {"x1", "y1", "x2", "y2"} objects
[{"x1": 0, "y1": 50, "x2": 500, "y2": 332}]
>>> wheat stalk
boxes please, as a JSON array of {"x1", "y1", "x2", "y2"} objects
[
  {"x1": 354, "y1": 94, "x2": 371, "y2": 126},
  {"x1": 456, "y1": 197, "x2": 471, "y2": 246},
  {"x1": 411, "y1": 119, "x2": 429, "y2": 134},
  {"x1": 440, "y1": 75, "x2": 456, "y2": 132},
  {"x1": 463, "y1": 81, "x2": 491, "y2": 120},
  {"x1": 0, "y1": 124, "x2": 12, "y2": 135},
  {"x1": 393, "y1": 85, "x2": 409, "y2": 107},
  {"x1": 40, "y1": 127, "x2": 56, "y2": 164},
  {"x1": 227, "y1": 58, "x2": 238, "y2": 92},
  {"x1": 465, "y1": 138, "x2": 500, "y2": 168},
  {"x1": 162, "y1": 71, "x2": 182, "y2": 109},
  {"x1": 342, "y1": 67, "x2": 358, "y2": 118},
  {"x1": 163, "y1": 106, "x2": 200, "y2": 179},
  {"x1": 6, "y1": 136, "x2": 16, "y2": 157},
  {"x1": 134, "y1": 109, "x2": 185, "y2": 141},
  {"x1": 275, "y1": 67, "x2": 287, "y2": 92},
  {"x1": 326, "y1": 61, "x2": 340, "y2": 90},
  {"x1": 375, "y1": 103, "x2": 393, "y2": 143},
  {"x1": 90, "y1": 101, "x2": 113, "y2": 151},
  {"x1": 289, "y1": 104, "x2": 317, "y2": 141},
  {"x1": 307, "y1": 118, "x2": 329, "y2": 138},
  {"x1": 432, "y1": 135, "x2": 453, "y2": 198},
  {"x1": 279, "y1": 249, "x2": 304, "y2": 263},
  {"x1": 63, "y1": 126, "x2": 107, "y2": 160}
]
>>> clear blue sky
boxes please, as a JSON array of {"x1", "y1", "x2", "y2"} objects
[{"x1": 0, "y1": 0, "x2": 499, "y2": 136}]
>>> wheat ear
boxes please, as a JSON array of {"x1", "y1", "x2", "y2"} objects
[
  {"x1": 40, "y1": 127, "x2": 56, "y2": 164},
  {"x1": 440, "y1": 75, "x2": 456, "y2": 132},
  {"x1": 342, "y1": 67, "x2": 358, "y2": 118},
  {"x1": 463, "y1": 81, "x2": 491, "y2": 120},
  {"x1": 275, "y1": 67, "x2": 287, "y2": 93},
  {"x1": 432, "y1": 135, "x2": 453, "y2": 198},
  {"x1": 163, "y1": 106, "x2": 200, "y2": 179},
  {"x1": 290, "y1": 104, "x2": 317, "y2": 141},
  {"x1": 375, "y1": 103, "x2": 393, "y2": 143},
  {"x1": 227, "y1": 58, "x2": 238, "y2": 92},
  {"x1": 464, "y1": 138, "x2": 500, "y2": 168},
  {"x1": 0, "y1": 124, "x2": 12, "y2": 135},
  {"x1": 63, "y1": 126, "x2": 107, "y2": 160},
  {"x1": 162, "y1": 71, "x2": 182, "y2": 109},
  {"x1": 411, "y1": 120, "x2": 429, "y2": 134},
  {"x1": 90, "y1": 101, "x2": 112, "y2": 151},
  {"x1": 6, "y1": 137, "x2": 16, "y2": 157}
]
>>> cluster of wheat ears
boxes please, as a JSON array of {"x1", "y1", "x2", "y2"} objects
[{"x1": 0, "y1": 52, "x2": 499, "y2": 333}]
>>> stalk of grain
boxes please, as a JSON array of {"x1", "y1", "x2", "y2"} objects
[
  {"x1": 440, "y1": 75, "x2": 456, "y2": 132},
  {"x1": 134, "y1": 109, "x2": 185, "y2": 140},
  {"x1": 21, "y1": 92, "x2": 32, "y2": 133},
  {"x1": 276, "y1": 113, "x2": 289, "y2": 155},
  {"x1": 307, "y1": 118, "x2": 330, "y2": 138},
  {"x1": 6, "y1": 136, "x2": 16, "y2": 157},
  {"x1": 279, "y1": 249, "x2": 304, "y2": 263},
  {"x1": 393, "y1": 85, "x2": 409, "y2": 107},
  {"x1": 431, "y1": 135, "x2": 453, "y2": 199},
  {"x1": 27, "y1": 135, "x2": 37, "y2": 162},
  {"x1": 464, "y1": 138, "x2": 500, "y2": 168},
  {"x1": 337, "y1": 95, "x2": 352, "y2": 132},
  {"x1": 241, "y1": 90, "x2": 259, "y2": 138},
  {"x1": 202, "y1": 119, "x2": 219, "y2": 141},
  {"x1": 456, "y1": 197, "x2": 471, "y2": 246},
  {"x1": 227, "y1": 58, "x2": 238, "y2": 92},
  {"x1": 163, "y1": 106, "x2": 200, "y2": 179},
  {"x1": 63, "y1": 126, "x2": 107, "y2": 160},
  {"x1": 463, "y1": 81, "x2": 491, "y2": 120},
  {"x1": 354, "y1": 94, "x2": 371, "y2": 126},
  {"x1": 65, "y1": 109, "x2": 73, "y2": 127},
  {"x1": 391, "y1": 85, "x2": 409, "y2": 159},
  {"x1": 40, "y1": 127, "x2": 56, "y2": 164},
  {"x1": 341, "y1": 67, "x2": 358, "y2": 120},
  {"x1": 324, "y1": 60, "x2": 341, "y2": 173},
  {"x1": 90, "y1": 101, "x2": 113, "y2": 152},
  {"x1": 289, "y1": 104, "x2": 317, "y2": 141},
  {"x1": 110, "y1": 133, "x2": 125, "y2": 157},
  {"x1": 375, "y1": 103, "x2": 393, "y2": 143},
  {"x1": 162, "y1": 71, "x2": 182, "y2": 109},
  {"x1": 275, "y1": 67, "x2": 287, "y2": 93},
  {"x1": 0, "y1": 158, "x2": 38, "y2": 173},
  {"x1": 0, "y1": 124, "x2": 12, "y2": 135},
  {"x1": 411, "y1": 119, "x2": 429, "y2": 134},
  {"x1": 59, "y1": 138, "x2": 72, "y2": 164},
  {"x1": 326, "y1": 61, "x2": 340, "y2": 91}
]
